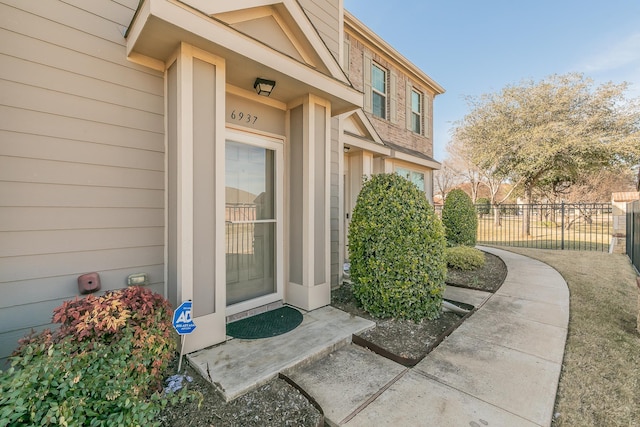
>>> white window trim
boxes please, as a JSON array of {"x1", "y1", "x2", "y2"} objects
[
  {"x1": 371, "y1": 62, "x2": 387, "y2": 119},
  {"x1": 410, "y1": 89, "x2": 422, "y2": 135}
]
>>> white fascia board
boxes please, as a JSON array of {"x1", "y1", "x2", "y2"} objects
[
  {"x1": 391, "y1": 150, "x2": 441, "y2": 169},
  {"x1": 343, "y1": 133, "x2": 391, "y2": 156},
  {"x1": 353, "y1": 109, "x2": 383, "y2": 144}
]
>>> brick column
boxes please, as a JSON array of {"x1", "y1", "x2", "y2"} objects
[{"x1": 611, "y1": 192, "x2": 640, "y2": 254}]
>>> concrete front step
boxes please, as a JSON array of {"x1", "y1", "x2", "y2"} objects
[
  {"x1": 286, "y1": 344, "x2": 408, "y2": 426},
  {"x1": 187, "y1": 305, "x2": 375, "y2": 401}
]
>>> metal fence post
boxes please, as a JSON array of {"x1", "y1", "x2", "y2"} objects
[{"x1": 561, "y1": 201, "x2": 565, "y2": 250}]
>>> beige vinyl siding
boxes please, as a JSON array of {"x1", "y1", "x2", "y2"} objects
[
  {"x1": 0, "y1": 0, "x2": 165, "y2": 361},
  {"x1": 298, "y1": 0, "x2": 340, "y2": 59}
]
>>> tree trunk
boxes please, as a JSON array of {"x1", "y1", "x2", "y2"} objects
[
  {"x1": 522, "y1": 186, "x2": 532, "y2": 236},
  {"x1": 493, "y1": 205, "x2": 502, "y2": 226}
]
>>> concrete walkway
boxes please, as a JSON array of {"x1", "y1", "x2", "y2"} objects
[
  {"x1": 188, "y1": 247, "x2": 569, "y2": 426},
  {"x1": 289, "y1": 246, "x2": 569, "y2": 426}
]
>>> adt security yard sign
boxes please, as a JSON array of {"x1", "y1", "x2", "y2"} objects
[
  {"x1": 173, "y1": 301, "x2": 196, "y2": 373},
  {"x1": 173, "y1": 301, "x2": 196, "y2": 335}
]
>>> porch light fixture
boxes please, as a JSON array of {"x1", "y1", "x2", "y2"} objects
[{"x1": 253, "y1": 78, "x2": 276, "y2": 96}]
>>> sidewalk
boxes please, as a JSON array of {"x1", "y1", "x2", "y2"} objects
[{"x1": 289, "y1": 246, "x2": 569, "y2": 426}]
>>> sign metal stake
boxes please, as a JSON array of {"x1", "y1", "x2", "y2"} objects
[
  {"x1": 172, "y1": 300, "x2": 196, "y2": 374},
  {"x1": 177, "y1": 335, "x2": 186, "y2": 372}
]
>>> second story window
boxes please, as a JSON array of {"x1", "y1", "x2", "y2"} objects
[
  {"x1": 372, "y1": 63, "x2": 386, "y2": 119},
  {"x1": 411, "y1": 90, "x2": 422, "y2": 134}
]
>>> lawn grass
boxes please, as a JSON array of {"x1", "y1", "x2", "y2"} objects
[{"x1": 499, "y1": 247, "x2": 640, "y2": 426}]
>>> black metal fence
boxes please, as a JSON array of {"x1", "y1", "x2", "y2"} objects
[
  {"x1": 474, "y1": 202, "x2": 612, "y2": 252},
  {"x1": 627, "y1": 200, "x2": 640, "y2": 273}
]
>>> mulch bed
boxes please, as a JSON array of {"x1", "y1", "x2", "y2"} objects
[{"x1": 333, "y1": 251, "x2": 507, "y2": 363}]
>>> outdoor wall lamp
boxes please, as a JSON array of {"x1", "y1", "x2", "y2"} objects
[{"x1": 254, "y1": 78, "x2": 276, "y2": 96}]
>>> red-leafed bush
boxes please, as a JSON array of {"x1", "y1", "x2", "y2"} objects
[{"x1": 0, "y1": 286, "x2": 179, "y2": 426}]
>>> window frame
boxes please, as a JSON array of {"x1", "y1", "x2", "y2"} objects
[
  {"x1": 371, "y1": 62, "x2": 387, "y2": 119},
  {"x1": 410, "y1": 89, "x2": 422, "y2": 134}
]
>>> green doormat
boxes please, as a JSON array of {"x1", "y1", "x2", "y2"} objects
[{"x1": 226, "y1": 306, "x2": 303, "y2": 339}]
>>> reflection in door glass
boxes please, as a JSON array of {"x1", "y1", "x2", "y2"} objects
[{"x1": 225, "y1": 140, "x2": 276, "y2": 305}]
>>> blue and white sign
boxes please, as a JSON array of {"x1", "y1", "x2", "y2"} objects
[{"x1": 172, "y1": 301, "x2": 196, "y2": 335}]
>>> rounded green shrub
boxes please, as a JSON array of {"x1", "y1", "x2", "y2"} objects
[
  {"x1": 0, "y1": 287, "x2": 179, "y2": 427},
  {"x1": 442, "y1": 189, "x2": 478, "y2": 247},
  {"x1": 445, "y1": 246, "x2": 486, "y2": 271},
  {"x1": 348, "y1": 173, "x2": 447, "y2": 321}
]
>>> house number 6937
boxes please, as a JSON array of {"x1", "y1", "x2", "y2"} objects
[{"x1": 230, "y1": 110, "x2": 258, "y2": 124}]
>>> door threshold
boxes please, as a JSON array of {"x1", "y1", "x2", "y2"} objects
[{"x1": 226, "y1": 300, "x2": 283, "y2": 323}]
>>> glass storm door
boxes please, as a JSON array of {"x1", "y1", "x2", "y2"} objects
[{"x1": 225, "y1": 136, "x2": 282, "y2": 309}]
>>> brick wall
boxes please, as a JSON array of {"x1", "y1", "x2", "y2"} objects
[{"x1": 345, "y1": 32, "x2": 434, "y2": 158}]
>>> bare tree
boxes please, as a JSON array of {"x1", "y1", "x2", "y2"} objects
[
  {"x1": 433, "y1": 159, "x2": 460, "y2": 201},
  {"x1": 446, "y1": 137, "x2": 483, "y2": 203}
]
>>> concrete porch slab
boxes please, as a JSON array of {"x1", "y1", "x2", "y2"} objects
[{"x1": 187, "y1": 305, "x2": 374, "y2": 401}]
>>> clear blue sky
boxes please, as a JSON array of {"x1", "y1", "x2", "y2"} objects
[{"x1": 344, "y1": 0, "x2": 640, "y2": 161}]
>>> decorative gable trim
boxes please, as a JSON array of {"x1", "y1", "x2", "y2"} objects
[{"x1": 180, "y1": 0, "x2": 347, "y2": 82}]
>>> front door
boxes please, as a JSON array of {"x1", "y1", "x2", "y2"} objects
[{"x1": 225, "y1": 132, "x2": 283, "y2": 315}]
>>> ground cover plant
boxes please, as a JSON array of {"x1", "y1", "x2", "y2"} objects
[
  {"x1": 0, "y1": 287, "x2": 181, "y2": 427},
  {"x1": 502, "y1": 247, "x2": 640, "y2": 426},
  {"x1": 348, "y1": 173, "x2": 447, "y2": 321},
  {"x1": 444, "y1": 250, "x2": 506, "y2": 292},
  {"x1": 444, "y1": 245, "x2": 486, "y2": 271}
]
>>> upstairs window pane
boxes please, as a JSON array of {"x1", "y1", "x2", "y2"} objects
[
  {"x1": 372, "y1": 64, "x2": 387, "y2": 119},
  {"x1": 411, "y1": 90, "x2": 422, "y2": 134}
]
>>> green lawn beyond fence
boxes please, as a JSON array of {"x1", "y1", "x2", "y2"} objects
[{"x1": 474, "y1": 203, "x2": 612, "y2": 252}]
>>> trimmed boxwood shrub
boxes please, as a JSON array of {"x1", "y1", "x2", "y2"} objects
[
  {"x1": 0, "y1": 287, "x2": 180, "y2": 427},
  {"x1": 348, "y1": 173, "x2": 447, "y2": 321},
  {"x1": 445, "y1": 246, "x2": 486, "y2": 271},
  {"x1": 442, "y1": 189, "x2": 478, "y2": 247}
]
